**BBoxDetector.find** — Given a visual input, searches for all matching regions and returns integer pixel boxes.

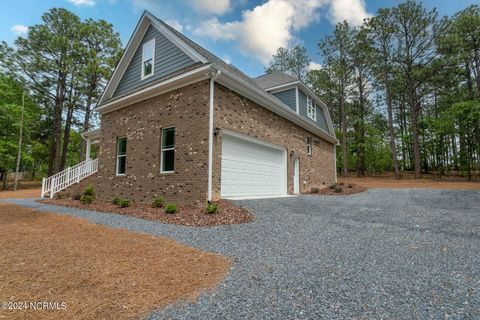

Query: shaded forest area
[0,8,122,188]
[268,1,480,180]
[0,1,479,188]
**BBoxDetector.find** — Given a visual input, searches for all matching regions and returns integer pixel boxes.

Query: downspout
[208,69,221,203]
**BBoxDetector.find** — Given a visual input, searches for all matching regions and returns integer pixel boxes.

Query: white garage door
[221,132,287,198]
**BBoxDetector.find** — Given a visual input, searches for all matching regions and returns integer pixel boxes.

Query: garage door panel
[221,133,287,198]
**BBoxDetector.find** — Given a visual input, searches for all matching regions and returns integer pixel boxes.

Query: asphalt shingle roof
[252,71,299,90]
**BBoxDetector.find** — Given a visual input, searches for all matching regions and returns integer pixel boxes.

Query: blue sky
[1,0,478,77]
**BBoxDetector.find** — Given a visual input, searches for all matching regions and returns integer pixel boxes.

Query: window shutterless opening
[161,127,175,173]
[306,137,312,156]
[116,137,127,175]
[307,96,317,121]
[141,38,155,79]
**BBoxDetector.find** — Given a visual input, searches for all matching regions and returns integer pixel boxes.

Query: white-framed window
[161,127,175,173]
[307,96,316,121]
[306,137,312,156]
[141,38,155,79]
[116,137,127,176]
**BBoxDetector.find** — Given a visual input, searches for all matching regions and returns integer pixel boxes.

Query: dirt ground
[0,203,230,320]
[339,177,480,190]
[0,189,41,199]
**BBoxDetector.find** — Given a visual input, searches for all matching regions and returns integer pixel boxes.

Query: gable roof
[252,71,299,90]
[97,11,337,144]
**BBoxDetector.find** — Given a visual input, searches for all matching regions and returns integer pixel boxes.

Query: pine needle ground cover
[0,203,230,320]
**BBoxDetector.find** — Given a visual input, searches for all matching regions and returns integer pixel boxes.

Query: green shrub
[80,194,93,204]
[84,184,95,197]
[117,198,131,208]
[112,197,121,205]
[165,204,177,214]
[151,196,165,208]
[205,203,219,214]
[347,184,353,189]
[334,186,343,193]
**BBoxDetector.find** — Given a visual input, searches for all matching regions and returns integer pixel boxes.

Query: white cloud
[165,19,183,32]
[10,25,28,36]
[222,55,231,64]
[68,0,96,6]
[329,0,371,26]
[189,0,231,15]
[194,0,330,63]
[308,61,322,71]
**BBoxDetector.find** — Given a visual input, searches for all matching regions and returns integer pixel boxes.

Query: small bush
[84,184,95,197]
[80,194,93,204]
[205,203,219,214]
[111,197,121,205]
[334,186,343,193]
[339,182,345,186]
[151,196,165,208]
[117,198,131,208]
[165,204,177,214]
[329,184,336,190]
[347,184,353,189]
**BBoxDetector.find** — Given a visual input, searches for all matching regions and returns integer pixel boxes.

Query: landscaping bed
[41,198,254,227]
[0,202,230,320]
[314,183,367,195]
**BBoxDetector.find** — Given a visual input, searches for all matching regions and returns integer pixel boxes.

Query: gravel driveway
[5,189,480,319]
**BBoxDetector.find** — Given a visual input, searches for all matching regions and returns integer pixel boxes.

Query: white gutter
[207,69,221,203]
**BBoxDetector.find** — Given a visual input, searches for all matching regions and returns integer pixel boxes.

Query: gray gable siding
[113,25,196,97]
[298,89,329,132]
[272,88,296,112]
[298,89,308,116]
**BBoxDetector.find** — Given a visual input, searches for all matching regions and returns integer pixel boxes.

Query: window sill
[115,174,126,177]
[141,73,154,81]
[160,171,174,174]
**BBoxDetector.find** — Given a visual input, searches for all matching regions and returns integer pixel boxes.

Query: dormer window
[307,96,316,121]
[141,38,155,79]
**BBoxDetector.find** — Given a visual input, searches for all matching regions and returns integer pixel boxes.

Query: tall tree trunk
[473,51,480,97]
[48,75,66,176]
[408,80,421,179]
[80,93,93,161]
[59,102,74,171]
[340,94,348,177]
[385,79,400,179]
[355,72,366,177]
[465,60,475,100]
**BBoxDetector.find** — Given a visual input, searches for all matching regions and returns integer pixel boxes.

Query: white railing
[41,158,98,199]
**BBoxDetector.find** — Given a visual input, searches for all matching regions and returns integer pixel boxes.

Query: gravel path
[4,189,480,319]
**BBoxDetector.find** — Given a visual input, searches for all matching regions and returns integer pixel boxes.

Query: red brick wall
[211,83,336,199]
[95,80,210,206]
[92,80,335,206]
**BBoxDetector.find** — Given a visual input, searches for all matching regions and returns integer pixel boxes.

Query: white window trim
[307,137,313,156]
[307,96,316,121]
[116,137,127,176]
[160,127,175,174]
[141,38,155,80]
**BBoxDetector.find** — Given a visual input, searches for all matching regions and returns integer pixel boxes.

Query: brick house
[73,11,338,206]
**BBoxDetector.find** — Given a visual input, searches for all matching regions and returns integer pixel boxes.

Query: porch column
[86,138,91,161]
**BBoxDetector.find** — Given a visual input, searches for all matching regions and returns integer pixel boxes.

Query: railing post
[41,177,45,198]
[50,176,55,199]
[77,165,81,183]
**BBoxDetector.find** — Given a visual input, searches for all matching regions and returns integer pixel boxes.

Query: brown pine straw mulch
[0,202,231,320]
[314,183,367,195]
[40,198,254,227]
